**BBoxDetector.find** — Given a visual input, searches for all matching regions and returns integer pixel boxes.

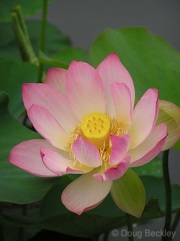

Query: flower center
[81,113,110,148]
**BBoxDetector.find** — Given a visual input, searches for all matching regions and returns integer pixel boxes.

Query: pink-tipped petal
[93,155,130,181]
[28,105,69,150]
[72,136,101,167]
[129,88,159,149]
[111,82,132,125]
[22,83,78,132]
[8,139,57,177]
[40,147,73,176]
[45,68,67,95]
[61,172,112,215]
[66,61,105,120]
[104,155,130,180]
[110,134,130,165]
[97,53,135,116]
[157,100,180,151]
[130,123,167,167]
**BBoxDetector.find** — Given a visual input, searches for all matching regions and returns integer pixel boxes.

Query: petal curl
[130,123,167,167]
[129,88,159,149]
[28,105,69,150]
[40,147,74,175]
[66,61,105,120]
[94,155,130,181]
[8,139,57,177]
[22,83,78,132]
[45,68,67,95]
[97,53,135,116]
[61,172,112,215]
[72,136,101,167]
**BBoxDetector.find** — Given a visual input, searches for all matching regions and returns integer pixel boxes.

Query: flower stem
[11,6,38,66]
[126,213,134,241]
[161,150,172,241]
[38,0,48,83]
[171,211,180,233]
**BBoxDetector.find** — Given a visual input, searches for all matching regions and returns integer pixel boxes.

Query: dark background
[34,0,180,240]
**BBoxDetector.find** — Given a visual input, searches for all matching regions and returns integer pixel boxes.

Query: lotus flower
[9,53,179,217]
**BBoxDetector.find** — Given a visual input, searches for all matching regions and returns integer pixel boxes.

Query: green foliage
[0,21,71,61]
[111,169,146,218]
[0,1,179,238]
[0,61,38,117]
[0,174,179,238]
[0,92,60,203]
[90,27,180,106]
[0,0,53,22]
[133,157,163,177]
[39,47,90,69]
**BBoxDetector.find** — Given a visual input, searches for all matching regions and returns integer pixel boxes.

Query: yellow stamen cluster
[81,113,110,148]
[66,112,129,172]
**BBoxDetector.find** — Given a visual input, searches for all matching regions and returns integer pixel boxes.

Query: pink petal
[72,136,101,167]
[22,83,78,132]
[130,123,167,167]
[111,82,132,125]
[61,172,112,214]
[28,105,69,150]
[93,155,130,181]
[129,88,159,149]
[45,68,67,95]
[8,139,57,177]
[110,134,130,165]
[97,53,135,116]
[40,147,73,175]
[66,61,105,120]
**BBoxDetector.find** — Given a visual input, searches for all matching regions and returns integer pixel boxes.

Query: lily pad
[0,92,59,203]
[90,28,180,106]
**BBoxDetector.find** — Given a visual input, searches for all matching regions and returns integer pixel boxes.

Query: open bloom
[9,53,169,216]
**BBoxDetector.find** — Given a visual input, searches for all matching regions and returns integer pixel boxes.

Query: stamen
[81,113,110,148]
[66,113,129,173]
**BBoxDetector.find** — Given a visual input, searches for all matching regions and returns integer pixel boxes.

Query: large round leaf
[90,28,180,106]
[0,92,59,203]
[39,47,89,69]
[1,177,179,238]
[0,61,38,118]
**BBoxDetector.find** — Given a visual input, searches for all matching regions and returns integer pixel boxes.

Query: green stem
[126,213,134,241]
[171,211,180,232]
[18,205,28,241]
[161,150,172,241]
[11,6,38,65]
[38,0,48,82]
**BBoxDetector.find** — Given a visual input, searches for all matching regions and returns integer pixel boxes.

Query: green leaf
[1,176,179,238]
[133,157,162,177]
[0,21,71,61]
[51,47,90,64]
[90,27,180,106]
[0,92,59,203]
[141,176,180,213]
[0,61,38,118]
[39,47,90,69]
[0,0,53,22]
[111,169,146,218]
[174,140,180,150]
[40,177,72,218]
